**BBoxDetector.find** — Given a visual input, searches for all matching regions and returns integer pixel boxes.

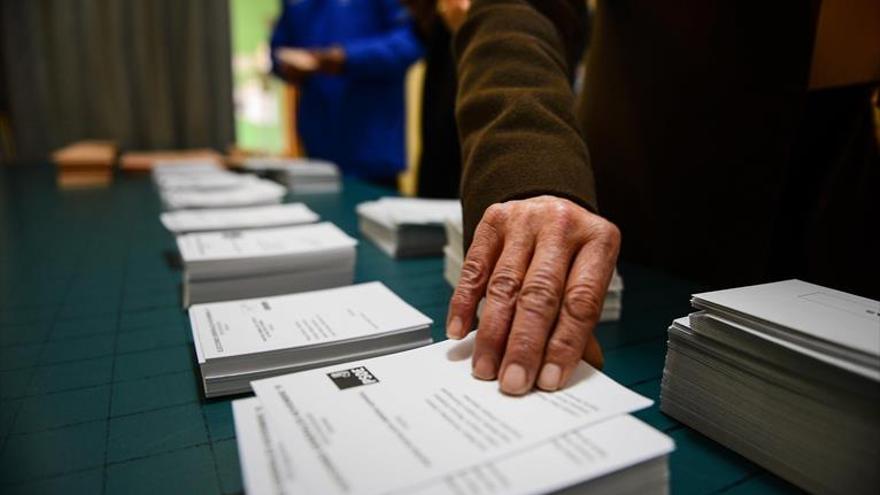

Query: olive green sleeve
[454,0,595,249]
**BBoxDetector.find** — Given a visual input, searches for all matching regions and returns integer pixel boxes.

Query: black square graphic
[327,366,380,390]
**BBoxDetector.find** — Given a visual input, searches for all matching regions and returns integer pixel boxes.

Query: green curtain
[1,0,235,160]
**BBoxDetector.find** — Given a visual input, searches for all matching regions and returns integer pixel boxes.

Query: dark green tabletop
[0,164,801,494]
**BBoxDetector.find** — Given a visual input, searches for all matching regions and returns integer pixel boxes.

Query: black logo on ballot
[327,366,379,390]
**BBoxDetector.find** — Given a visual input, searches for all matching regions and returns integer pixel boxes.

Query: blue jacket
[270,0,423,180]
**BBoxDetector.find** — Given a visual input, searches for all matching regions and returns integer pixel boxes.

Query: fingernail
[500,364,529,395]
[537,363,562,391]
[446,316,463,340]
[472,355,497,380]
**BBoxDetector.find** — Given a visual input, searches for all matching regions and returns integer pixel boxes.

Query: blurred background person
[270,0,423,189]
[405,0,468,199]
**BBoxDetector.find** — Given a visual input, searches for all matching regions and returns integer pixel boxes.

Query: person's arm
[339,0,424,79]
[446,0,621,396]
[455,0,594,239]
[269,1,320,85]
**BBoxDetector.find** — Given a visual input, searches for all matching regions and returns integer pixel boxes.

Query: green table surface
[0,164,803,494]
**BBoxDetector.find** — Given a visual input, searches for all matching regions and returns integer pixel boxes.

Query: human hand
[446,195,620,395]
[275,47,319,84]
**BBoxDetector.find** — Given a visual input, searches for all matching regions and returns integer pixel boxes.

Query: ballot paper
[691,279,880,369]
[155,172,251,191]
[442,217,465,288]
[160,203,319,234]
[661,281,880,495]
[233,397,672,495]
[242,157,342,193]
[251,334,653,495]
[190,282,432,396]
[177,222,358,306]
[150,161,224,182]
[358,198,462,257]
[177,222,356,280]
[190,282,432,375]
[161,177,286,210]
[690,310,880,382]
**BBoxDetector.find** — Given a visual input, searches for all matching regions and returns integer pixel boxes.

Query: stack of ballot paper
[177,222,357,306]
[244,157,342,194]
[232,333,674,494]
[601,271,625,321]
[357,197,462,257]
[151,161,287,210]
[443,217,624,322]
[159,175,286,210]
[153,164,247,192]
[660,280,880,495]
[189,282,432,397]
[442,216,465,288]
[160,203,319,235]
[52,140,116,188]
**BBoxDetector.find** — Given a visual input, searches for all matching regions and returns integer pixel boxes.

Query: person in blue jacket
[270,0,423,187]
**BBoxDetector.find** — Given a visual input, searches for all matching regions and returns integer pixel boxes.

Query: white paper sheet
[233,398,672,495]
[693,280,880,358]
[251,334,653,495]
[160,203,319,234]
[176,222,356,263]
[190,282,432,362]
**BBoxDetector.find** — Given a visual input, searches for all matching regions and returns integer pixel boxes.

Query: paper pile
[357,197,461,258]
[152,162,287,210]
[442,216,464,288]
[244,157,341,194]
[660,280,880,494]
[176,222,357,306]
[160,203,319,235]
[232,333,674,494]
[52,141,116,188]
[189,282,432,397]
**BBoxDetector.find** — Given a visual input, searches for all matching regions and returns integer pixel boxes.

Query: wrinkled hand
[446,196,620,395]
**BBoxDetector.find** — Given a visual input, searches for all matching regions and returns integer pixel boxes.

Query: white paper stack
[442,215,624,322]
[160,176,286,210]
[601,271,624,322]
[151,160,286,210]
[177,222,357,306]
[160,203,319,235]
[232,332,674,494]
[442,216,464,288]
[244,157,341,194]
[189,282,433,397]
[357,197,462,258]
[150,160,224,183]
[660,280,880,495]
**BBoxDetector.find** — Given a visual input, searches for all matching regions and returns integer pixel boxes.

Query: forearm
[454,0,595,249]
